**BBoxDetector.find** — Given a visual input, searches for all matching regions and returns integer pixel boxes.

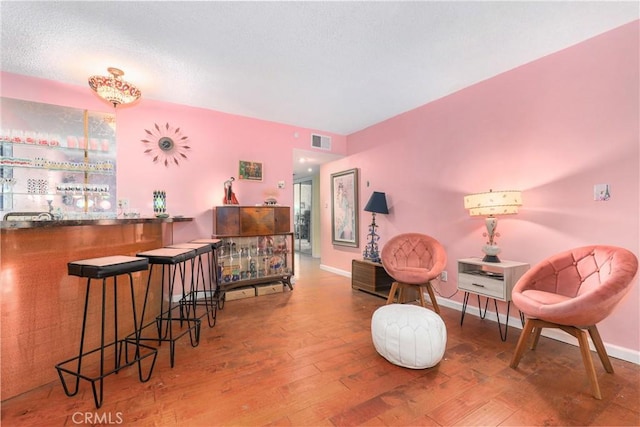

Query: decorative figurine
[223,177,239,205]
[249,259,257,278]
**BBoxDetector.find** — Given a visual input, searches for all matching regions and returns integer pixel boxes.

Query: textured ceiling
[1,2,638,178]
[2,2,637,136]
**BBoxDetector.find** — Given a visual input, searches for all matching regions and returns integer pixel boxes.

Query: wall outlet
[440,271,448,282]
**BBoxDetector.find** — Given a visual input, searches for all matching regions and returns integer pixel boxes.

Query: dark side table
[351,259,394,298]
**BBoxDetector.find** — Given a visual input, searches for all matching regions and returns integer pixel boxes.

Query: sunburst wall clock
[141,122,190,166]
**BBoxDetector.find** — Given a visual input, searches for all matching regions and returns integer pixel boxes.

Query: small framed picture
[239,160,263,181]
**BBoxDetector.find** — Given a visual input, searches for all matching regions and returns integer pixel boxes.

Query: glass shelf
[1,98,117,218]
[0,138,112,153]
[216,233,294,289]
[0,160,115,174]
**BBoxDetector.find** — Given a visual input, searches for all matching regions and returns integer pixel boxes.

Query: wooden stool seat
[136,247,196,264]
[190,238,223,249]
[168,242,212,255]
[68,255,149,277]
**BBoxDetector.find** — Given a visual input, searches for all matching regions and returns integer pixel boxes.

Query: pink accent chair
[510,245,638,399]
[380,233,447,313]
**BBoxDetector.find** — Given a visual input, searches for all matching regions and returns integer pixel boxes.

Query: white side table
[457,258,529,341]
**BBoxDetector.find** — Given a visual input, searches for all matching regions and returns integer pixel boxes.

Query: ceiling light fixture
[88,67,141,107]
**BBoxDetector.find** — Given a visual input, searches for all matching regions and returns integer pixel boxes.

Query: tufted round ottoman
[371,304,446,369]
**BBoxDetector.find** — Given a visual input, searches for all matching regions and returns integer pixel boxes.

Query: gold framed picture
[331,168,359,247]
[239,160,263,181]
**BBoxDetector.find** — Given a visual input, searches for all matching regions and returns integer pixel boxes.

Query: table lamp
[464,189,522,263]
[363,191,389,263]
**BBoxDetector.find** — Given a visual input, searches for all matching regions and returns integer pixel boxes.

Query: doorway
[293,180,312,255]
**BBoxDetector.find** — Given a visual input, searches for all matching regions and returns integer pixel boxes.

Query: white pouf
[371,304,447,369]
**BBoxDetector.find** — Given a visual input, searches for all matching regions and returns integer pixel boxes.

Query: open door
[293,180,312,255]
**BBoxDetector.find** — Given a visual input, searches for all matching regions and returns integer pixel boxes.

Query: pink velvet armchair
[380,233,447,313]
[510,245,638,399]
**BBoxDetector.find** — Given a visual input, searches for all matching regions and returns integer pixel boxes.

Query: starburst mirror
[141,123,190,166]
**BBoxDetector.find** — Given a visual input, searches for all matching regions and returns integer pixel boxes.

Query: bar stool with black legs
[55,255,157,409]
[135,247,200,368]
[189,238,223,319]
[191,238,223,311]
[167,242,218,328]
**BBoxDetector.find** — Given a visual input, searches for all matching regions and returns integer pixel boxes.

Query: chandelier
[88,67,141,107]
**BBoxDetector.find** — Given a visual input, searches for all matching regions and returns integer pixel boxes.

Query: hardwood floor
[2,255,639,426]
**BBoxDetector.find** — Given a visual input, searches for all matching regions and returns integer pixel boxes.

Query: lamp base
[481,244,501,263]
[363,214,381,264]
[363,247,381,264]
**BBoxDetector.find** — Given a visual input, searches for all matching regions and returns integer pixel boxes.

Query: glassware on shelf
[215,234,294,284]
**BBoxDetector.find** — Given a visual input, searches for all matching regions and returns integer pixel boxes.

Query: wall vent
[311,134,331,150]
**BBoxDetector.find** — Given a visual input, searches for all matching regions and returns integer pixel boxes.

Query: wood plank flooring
[2,255,639,426]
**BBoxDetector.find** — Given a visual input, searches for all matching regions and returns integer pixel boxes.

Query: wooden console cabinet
[351,259,394,297]
[213,206,294,304]
[214,206,290,236]
[352,259,420,302]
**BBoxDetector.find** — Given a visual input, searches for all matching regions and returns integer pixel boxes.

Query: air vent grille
[311,134,331,150]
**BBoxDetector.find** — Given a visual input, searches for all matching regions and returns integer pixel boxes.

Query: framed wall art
[331,168,359,247]
[239,160,263,181]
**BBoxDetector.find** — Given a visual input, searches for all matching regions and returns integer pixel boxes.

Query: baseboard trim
[328,265,639,365]
[436,297,639,364]
[319,263,351,278]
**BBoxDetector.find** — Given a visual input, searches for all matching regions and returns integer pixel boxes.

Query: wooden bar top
[1,216,192,230]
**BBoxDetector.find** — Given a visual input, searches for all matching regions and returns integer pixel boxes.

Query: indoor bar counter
[0,216,192,400]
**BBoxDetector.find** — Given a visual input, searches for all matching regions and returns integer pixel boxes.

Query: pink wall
[321,21,639,353]
[1,71,347,244]
[2,21,638,355]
